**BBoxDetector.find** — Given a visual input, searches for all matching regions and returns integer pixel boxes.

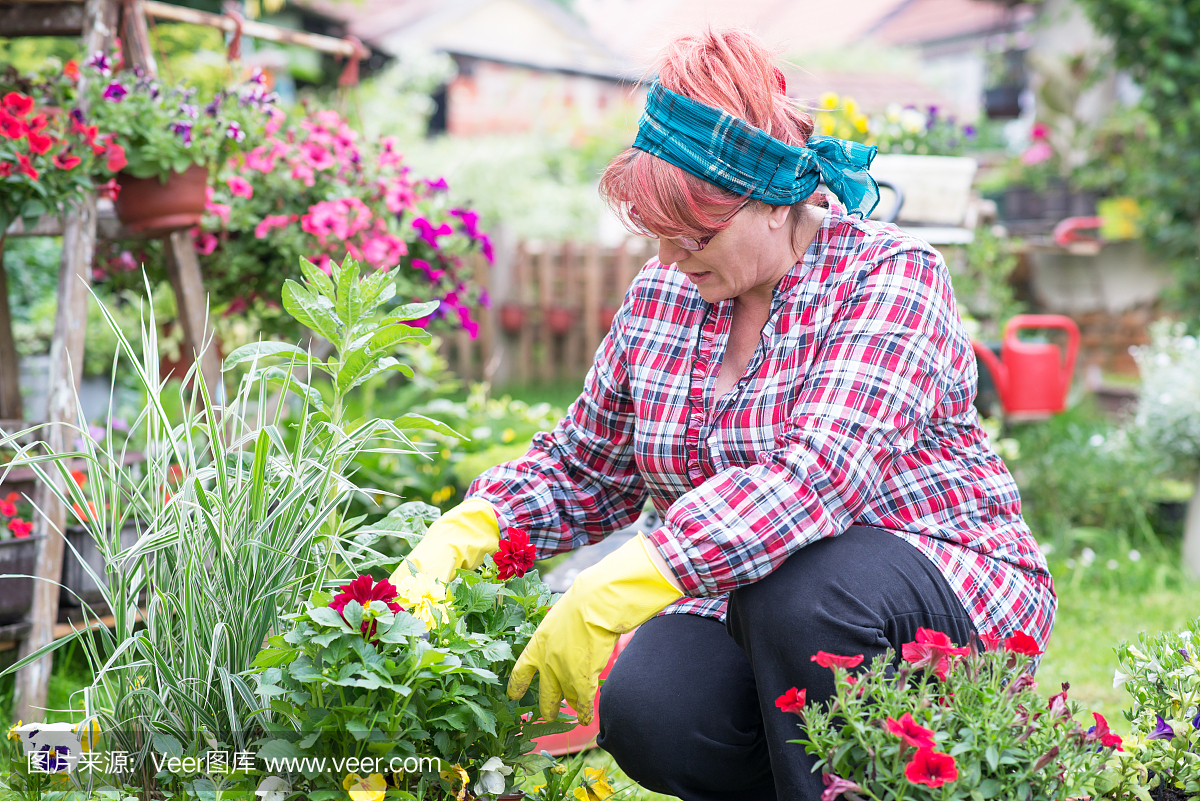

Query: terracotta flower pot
[545,306,575,336]
[499,303,526,334]
[114,163,209,234]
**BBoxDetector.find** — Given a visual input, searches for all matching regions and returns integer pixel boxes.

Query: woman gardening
[392,29,1055,801]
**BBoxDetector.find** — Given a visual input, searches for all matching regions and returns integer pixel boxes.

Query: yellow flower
[501,427,516,443]
[843,97,859,117]
[573,767,614,801]
[853,113,870,134]
[816,112,836,136]
[343,772,387,801]
[77,719,101,752]
[431,485,455,505]
[393,571,452,628]
[530,784,546,795]
[439,763,470,801]
[7,721,22,742]
[819,91,839,110]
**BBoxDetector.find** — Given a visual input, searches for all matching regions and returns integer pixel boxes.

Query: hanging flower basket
[545,306,576,337]
[499,303,526,334]
[0,535,41,624]
[598,304,619,333]
[114,163,209,234]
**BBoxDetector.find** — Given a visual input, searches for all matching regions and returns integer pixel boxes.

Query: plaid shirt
[469,202,1057,650]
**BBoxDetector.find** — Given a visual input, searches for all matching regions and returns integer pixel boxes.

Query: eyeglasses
[634,198,753,252]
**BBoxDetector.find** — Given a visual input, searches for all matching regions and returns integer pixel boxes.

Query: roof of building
[299,0,637,79]
[864,0,1031,47]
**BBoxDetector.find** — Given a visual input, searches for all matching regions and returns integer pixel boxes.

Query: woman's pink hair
[599,28,819,241]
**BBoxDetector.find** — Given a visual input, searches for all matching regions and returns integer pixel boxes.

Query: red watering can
[971,314,1080,419]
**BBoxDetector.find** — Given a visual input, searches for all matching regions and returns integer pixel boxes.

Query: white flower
[256,776,291,801]
[1107,559,1119,570]
[473,756,512,796]
[1129,549,1142,562]
[1088,434,1106,447]
[1066,558,1077,569]
[1039,541,1055,555]
[1113,669,1130,688]
[1080,547,1096,567]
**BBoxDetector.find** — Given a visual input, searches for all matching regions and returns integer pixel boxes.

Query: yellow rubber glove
[390,499,501,585]
[507,534,683,724]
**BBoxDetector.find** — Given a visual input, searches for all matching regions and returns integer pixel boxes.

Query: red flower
[15,153,38,180]
[97,178,120,200]
[0,111,26,139]
[72,122,98,145]
[905,747,958,788]
[104,142,127,173]
[53,152,81,170]
[27,114,47,134]
[979,631,1004,651]
[1090,712,1123,750]
[775,687,806,715]
[886,712,937,749]
[901,628,970,680]
[2,92,33,117]
[330,574,403,639]
[71,469,87,487]
[0,498,16,517]
[1003,631,1043,656]
[0,162,10,178]
[1047,682,1070,718]
[26,131,53,155]
[493,529,537,580]
[7,518,33,538]
[64,60,80,81]
[812,651,864,670]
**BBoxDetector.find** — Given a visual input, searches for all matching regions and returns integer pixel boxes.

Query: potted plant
[545,305,575,336]
[791,629,1113,801]
[77,52,270,233]
[499,303,527,334]
[0,489,38,624]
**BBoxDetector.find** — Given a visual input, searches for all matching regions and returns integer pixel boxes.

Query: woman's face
[655,202,808,304]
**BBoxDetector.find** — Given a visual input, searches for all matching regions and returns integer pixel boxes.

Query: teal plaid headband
[633,82,881,218]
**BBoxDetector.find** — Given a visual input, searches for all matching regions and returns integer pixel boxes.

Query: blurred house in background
[297,0,640,136]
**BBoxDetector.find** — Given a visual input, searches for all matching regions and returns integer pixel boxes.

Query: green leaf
[283,280,341,344]
[381,301,441,324]
[251,648,298,668]
[520,719,579,738]
[393,413,466,439]
[346,719,372,741]
[153,732,183,758]
[257,739,305,759]
[309,606,353,632]
[368,323,433,351]
[342,600,364,632]
[221,341,311,371]
[985,743,999,772]
[262,367,324,411]
[336,257,363,329]
[299,256,335,298]
[378,611,427,642]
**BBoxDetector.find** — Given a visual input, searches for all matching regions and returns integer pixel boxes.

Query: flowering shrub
[194,106,491,341]
[811,92,978,157]
[791,629,1112,801]
[1131,320,1200,471]
[249,515,568,799]
[0,78,124,232]
[1099,620,1200,800]
[79,51,270,181]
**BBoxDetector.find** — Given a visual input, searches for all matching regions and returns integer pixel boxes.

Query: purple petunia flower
[170,121,193,145]
[426,177,449,192]
[180,103,199,119]
[225,122,245,142]
[85,51,111,76]
[103,82,127,102]
[1148,715,1175,741]
[1192,705,1200,730]
[250,67,266,84]
[204,97,222,117]
[70,107,86,125]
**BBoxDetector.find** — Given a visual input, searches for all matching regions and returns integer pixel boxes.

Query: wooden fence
[446,238,658,387]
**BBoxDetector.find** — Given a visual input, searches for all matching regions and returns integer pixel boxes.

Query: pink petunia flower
[226,176,253,199]
[361,234,408,268]
[191,228,218,255]
[300,142,336,171]
[254,213,296,239]
[412,216,453,248]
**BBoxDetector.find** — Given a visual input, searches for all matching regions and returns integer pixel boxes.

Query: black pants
[596,526,978,801]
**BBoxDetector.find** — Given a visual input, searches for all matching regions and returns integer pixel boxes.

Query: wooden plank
[120,0,157,76]
[562,242,582,379]
[516,243,532,386]
[475,252,496,384]
[0,241,23,420]
[0,2,84,35]
[163,230,222,402]
[5,204,125,239]
[13,0,115,721]
[142,0,367,59]
[14,196,97,721]
[583,242,602,360]
[537,245,554,385]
